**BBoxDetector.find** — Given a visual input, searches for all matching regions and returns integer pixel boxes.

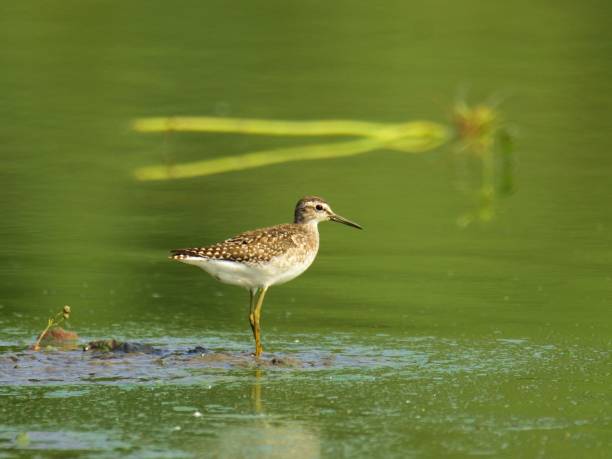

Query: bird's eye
[315,204,324,211]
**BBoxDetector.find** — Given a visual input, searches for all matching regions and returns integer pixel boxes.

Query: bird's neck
[299,220,320,244]
[299,219,319,230]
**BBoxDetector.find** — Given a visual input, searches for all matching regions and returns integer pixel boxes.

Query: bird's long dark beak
[330,213,363,230]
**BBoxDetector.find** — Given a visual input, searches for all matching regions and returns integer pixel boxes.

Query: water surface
[1,1,611,457]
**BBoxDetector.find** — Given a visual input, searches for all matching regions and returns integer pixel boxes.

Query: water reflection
[450,101,516,226]
[1,334,609,457]
[132,116,449,180]
[215,369,320,459]
[132,105,515,225]
[251,368,263,413]
[213,424,320,459]
[1,0,610,456]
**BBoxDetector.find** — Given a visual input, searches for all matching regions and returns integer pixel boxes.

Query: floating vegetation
[32,305,78,351]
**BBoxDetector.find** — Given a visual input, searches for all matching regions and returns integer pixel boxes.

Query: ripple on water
[0,333,607,388]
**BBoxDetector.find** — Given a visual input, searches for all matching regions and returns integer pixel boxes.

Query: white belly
[178,251,317,289]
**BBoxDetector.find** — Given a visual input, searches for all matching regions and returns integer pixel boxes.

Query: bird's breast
[264,247,318,286]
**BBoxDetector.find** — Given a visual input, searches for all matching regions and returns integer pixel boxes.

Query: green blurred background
[1,1,611,457]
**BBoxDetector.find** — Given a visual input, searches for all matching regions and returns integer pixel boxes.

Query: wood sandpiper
[170,196,362,357]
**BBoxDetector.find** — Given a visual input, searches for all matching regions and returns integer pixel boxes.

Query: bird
[170,196,362,357]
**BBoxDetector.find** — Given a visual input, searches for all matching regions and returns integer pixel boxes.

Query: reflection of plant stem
[133,118,449,180]
[134,117,404,137]
[497,128,515,195]
[480,151,496,221]
[132,108,514,225]
[136,138,379,181]
[451,101,515,225]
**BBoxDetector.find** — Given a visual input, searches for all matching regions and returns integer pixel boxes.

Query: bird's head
[293,196,362,229]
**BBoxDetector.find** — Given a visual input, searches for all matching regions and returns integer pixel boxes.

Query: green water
[1,1,611,457]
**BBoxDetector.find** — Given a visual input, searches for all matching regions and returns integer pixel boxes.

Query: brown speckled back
[170,223,318,265]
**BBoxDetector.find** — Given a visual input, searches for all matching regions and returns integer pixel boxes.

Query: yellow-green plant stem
[132,117,450,181]
[33,313,64,351]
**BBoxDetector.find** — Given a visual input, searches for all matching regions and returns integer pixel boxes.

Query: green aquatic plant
[132,116,450,180]
[451,101,515,226]
[132,106,514,224]
[32,305,77,351]
[14,432,30,448]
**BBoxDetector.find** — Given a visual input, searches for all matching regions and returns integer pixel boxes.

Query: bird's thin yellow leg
[248,288,258,341]
[253,286,269,357]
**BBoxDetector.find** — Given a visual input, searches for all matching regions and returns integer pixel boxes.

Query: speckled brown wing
[170,224,313,264]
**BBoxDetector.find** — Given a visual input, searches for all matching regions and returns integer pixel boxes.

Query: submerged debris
[186,345,210,355]
[83,340,158,354]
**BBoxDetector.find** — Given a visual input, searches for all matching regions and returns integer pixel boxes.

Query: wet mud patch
[163,349,315,368]
[82,341,313,368]
[1,335,606,388]
[0,342,340,386]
